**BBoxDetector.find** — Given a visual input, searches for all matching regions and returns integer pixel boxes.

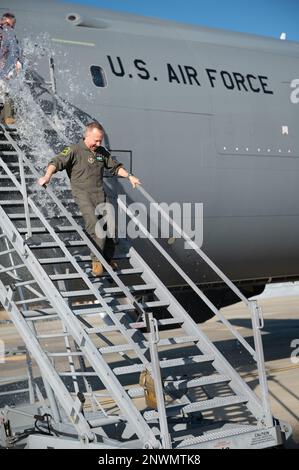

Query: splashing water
[6,33,96,218]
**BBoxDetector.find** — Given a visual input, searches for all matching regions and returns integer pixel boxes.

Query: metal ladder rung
[14,279,36,287]
[144,395,249,421]
[20,301,171,322]
[47,352,84,357]
[2,163,22,167]
[98,335,199,355]
[0,200,25,205]
[0,128,17,133]
[103,284,156,295]
[99,343,135,354]
[0,248,16,256]
[36,332,70,339]
[104,268,144,277]
[30,241,86,249]
[24,313,59,321]
[119,300,170,311]
[157,335,199,347]
[164,374,231,392]
[15,296,49,305]
[60,284,157,299]
[39,255,90,265]
[0,188,20,192]
[50,273,90,281]
[130,317,182,329]
[0,176,35,180]
[0,263,26,273]
[8,213,38,220]
[113,354,214,375]
[49,344,134,355]
[59,372,97,377]
[18,226,78,234]
[49,268,144,281]
[61,289,94,298]
[128,374,231,398]
[35,322,120,337]
[175,424,259,448]
[0,151,18,155]
[74,300,170,314]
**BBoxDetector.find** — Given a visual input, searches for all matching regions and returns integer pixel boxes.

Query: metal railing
[109,181,272,427]
[12,55,273,427]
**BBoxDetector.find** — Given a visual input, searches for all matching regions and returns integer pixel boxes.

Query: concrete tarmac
[0,288,298,448]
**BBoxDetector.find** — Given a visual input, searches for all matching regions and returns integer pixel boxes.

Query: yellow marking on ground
[52,38,95,47]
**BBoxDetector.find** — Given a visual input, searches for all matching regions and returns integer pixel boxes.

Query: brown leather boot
[109,260,118,271]
[4,117,15,125]
[92,260,103,277]
[139,369,157,409]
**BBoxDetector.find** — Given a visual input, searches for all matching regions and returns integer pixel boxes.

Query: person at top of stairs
[38,121,141,277]
[0,12,22,126]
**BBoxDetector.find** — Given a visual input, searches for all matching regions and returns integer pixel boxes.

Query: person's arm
[38,164,57,187]
[117,166,141,189]
[38,147,74,186]
[101,146,141,188]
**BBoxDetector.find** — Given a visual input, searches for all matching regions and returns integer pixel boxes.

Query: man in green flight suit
[38,121,141,276]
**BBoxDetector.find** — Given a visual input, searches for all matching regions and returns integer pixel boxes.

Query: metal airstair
[0,65,291,449]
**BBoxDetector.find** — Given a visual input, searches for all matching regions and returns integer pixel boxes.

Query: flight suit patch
[60,147,71,156]
[88,156,95,164]
[96,155,104,162]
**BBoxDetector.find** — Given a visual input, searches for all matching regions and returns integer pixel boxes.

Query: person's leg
[3,92,15,124]
[72,191,106,275]
[94,198,116,263]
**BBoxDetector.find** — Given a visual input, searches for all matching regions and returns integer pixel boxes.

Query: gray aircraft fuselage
[3,0,299,289]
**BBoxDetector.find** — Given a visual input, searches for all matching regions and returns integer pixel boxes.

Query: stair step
[14,279,37,288]
[60,284,156,299]
[46,336,199,357]
[130,317,181,329]
[0,248,16,256]
[49,268,143,282]
[175,424,259,448]
[128,374,231,398]
[0,188,20,192]
[15,296,49,305]
[47,352,85,358]
[36,332,70,339]
[98,336,199,356]
[144,395,248,421]
[0,175,35,180]
[23,300,171,323]
[39,255,90,265]
[2,163,21,167]
[59,372,97,377]
[18,226,77,234]
[0,200,24,205]
[0,263,25,273]
[113,354,214,375]
[0,151,18,156]
[29,240,86,249]
[103,284,156,295]
[9,214,38,220]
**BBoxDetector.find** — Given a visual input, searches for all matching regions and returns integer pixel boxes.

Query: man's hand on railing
[37,175,50,187]
[15,61,22,74]
[128,175,141,189]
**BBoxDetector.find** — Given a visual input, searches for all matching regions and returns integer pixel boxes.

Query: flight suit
[48,140,123,262]
[0,24,20,122]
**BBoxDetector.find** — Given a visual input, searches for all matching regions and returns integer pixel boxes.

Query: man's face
[4,17,16,28]
[84,128,104,152]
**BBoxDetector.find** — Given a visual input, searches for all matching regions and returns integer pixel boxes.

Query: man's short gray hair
[85,121,104,135]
